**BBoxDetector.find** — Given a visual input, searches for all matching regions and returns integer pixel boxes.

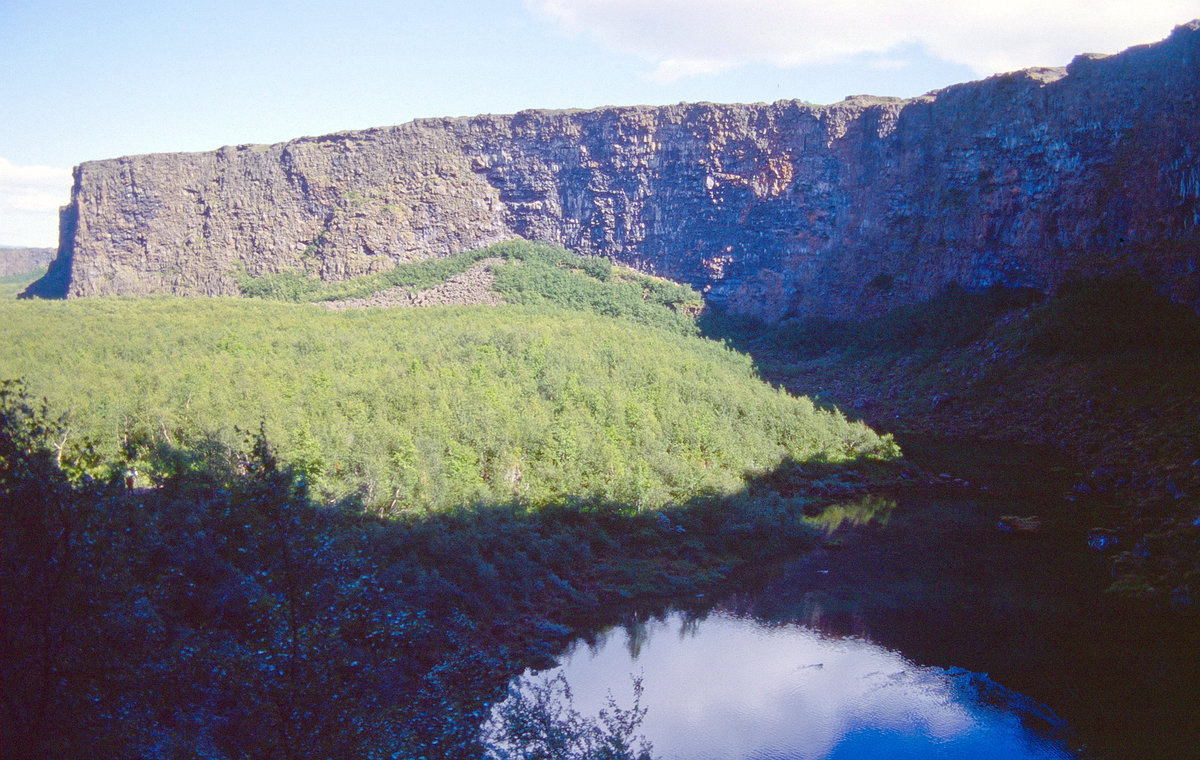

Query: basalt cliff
[0,247,55,277]
[27,21,1200,320]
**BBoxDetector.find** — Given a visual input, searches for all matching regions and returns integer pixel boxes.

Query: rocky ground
[324,258,505,310]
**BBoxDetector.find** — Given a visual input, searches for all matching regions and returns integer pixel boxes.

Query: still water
[507,609,1074,760]
[494,437,1200,759]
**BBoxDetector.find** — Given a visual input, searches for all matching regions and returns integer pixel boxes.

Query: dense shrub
[0,386,890,759]
[235,270,326,301]
[0,241,903,758]
[0,299,895,510]
[491,258,699,335]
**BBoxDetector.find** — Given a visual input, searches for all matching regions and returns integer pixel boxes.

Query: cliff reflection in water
[508,610,1074,760]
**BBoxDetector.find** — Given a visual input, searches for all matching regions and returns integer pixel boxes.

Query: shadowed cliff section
[18,203,76,299]
[27,20,1200,319]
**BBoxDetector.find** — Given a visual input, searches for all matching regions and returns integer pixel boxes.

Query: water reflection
[809,494,896,533]
[508,610,1074,760]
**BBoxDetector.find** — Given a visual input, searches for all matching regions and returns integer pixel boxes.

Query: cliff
[0,247,55,277]
[28,21,1200,320]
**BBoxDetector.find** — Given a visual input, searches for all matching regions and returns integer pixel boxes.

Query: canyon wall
[0,247,55,277]
[28,21,1200,320]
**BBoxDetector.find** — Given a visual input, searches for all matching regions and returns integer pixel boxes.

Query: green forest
[0,243,903,758]
[10,236,1199,758]
[0,242,895,512]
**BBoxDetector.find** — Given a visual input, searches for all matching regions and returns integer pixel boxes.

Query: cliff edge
[0,247,55,277]
[28,21,1200,320]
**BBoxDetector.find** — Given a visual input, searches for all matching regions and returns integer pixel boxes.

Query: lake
[492,437,1200,759]
[518,608,1075,759]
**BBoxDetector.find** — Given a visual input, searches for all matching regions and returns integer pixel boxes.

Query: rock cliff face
[0,247,55,277]
[30,21,1200,319]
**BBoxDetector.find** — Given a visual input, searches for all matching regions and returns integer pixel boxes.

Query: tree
[0,381,91,758]
[483,674,656,760]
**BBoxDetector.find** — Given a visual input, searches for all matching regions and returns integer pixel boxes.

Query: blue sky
[2,0,1197,247]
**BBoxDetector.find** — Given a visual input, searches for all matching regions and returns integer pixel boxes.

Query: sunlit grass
[0,268,44,299]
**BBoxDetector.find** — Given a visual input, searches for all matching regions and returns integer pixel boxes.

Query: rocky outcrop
[0,247,55,277]
[323,258,504,310]
[29,21,1200,320]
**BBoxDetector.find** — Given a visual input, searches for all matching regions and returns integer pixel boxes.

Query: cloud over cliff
[0,158,71,247]
[529,0,1198,81]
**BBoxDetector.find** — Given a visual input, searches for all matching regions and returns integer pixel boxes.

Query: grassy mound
[0,297,897,510]
[237,239,704,335]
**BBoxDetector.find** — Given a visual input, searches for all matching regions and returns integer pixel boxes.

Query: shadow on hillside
[18,214,71,299]
[695,285,1046,375]
[1,399,901,760]
[698,277,1200,390]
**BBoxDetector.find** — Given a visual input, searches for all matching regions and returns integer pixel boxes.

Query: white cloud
[0,158,72,247]
[528,0,1200,80]
[647,57,737,83]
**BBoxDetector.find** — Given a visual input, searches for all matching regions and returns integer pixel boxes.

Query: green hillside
[237,239,704,334]
[0,296,896,511]
[0,244,904,758]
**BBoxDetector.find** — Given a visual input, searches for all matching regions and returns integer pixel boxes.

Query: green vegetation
[0,243,906,757]
[234,240,703,334]
[490,255,699,335]
[234,268,325,301]
[0,375,893,758]
[0,296,895,511]
[0,268,45,299]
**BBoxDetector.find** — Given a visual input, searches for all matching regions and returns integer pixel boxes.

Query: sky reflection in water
[515,611,1074,760]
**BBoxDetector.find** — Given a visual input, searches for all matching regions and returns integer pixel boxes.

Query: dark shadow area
[686,280,1200,758]
[699,276,1200,601]
[19,206,73,300]
[714,466,1200,760]
[19,253,71,299]
[698,283,1043,364]
[582,434,1200,760]
[698,275,1200,388]
[1023,274,1200,357]
[0,384,899,760]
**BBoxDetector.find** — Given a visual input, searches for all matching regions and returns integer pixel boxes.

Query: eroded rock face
[0,247,55,277]
[33,21,1200,320]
